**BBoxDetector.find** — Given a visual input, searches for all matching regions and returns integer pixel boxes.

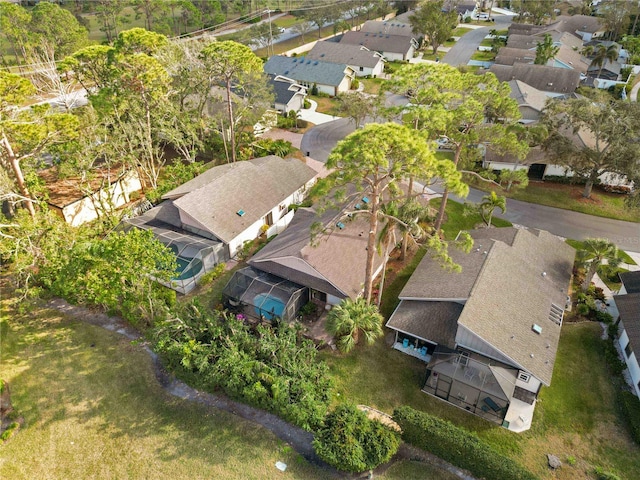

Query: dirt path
[46,297,478,480]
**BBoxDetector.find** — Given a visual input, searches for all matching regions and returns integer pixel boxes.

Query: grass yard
[502,182,638,223]
[470,50,495,61]
[0,298,327,480]
[361,77,385,95]
[565,239,637,265]
[451,27,473,37]
[309,95,341,116]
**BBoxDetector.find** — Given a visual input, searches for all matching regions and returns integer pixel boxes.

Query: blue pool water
[254,293,285,320]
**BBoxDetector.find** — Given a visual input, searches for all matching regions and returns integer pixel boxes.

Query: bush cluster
[313,404,399,473]
[154,301,333,431]
[393,406,538,480]
[619,391,640,445]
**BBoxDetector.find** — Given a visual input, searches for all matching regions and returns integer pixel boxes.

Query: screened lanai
[223,267,308,323]
[124,215,227,294]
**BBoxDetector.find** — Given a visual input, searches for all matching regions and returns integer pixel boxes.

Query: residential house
[443,0,478,20]
[124,156,317,293]
[507,79,549,122]
[586,59,622,81]
[551,44,590,75]
[42,165,141,227]
[614,271,640,398]
[267,74,307,113]
[340,30,418,62]
[507,34,546,51]
[305,42,385,77]
[494,47,535,66]
[222,203,384,322]
[490,64,581,96]
[386,227,575,432]
[360,20,417,39]
[508,15,604,41]
[264,55,355,96]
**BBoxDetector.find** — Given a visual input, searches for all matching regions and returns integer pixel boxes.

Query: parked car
[436,136,454,149]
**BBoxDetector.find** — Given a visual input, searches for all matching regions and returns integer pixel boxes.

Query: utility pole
[267,9,274,57]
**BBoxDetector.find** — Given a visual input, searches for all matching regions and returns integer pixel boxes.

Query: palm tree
[590,44,619,78]
[326,298,384,353]
[535,34,559,65]
[577,238,622,292]
[581,45,595,57]
[479,191,506,227]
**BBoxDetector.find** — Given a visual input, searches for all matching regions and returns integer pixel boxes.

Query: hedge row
[619,391,640,445]
[393,406,537,480]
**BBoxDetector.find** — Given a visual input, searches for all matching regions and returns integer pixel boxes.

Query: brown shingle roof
[250,207,383,300]
[360,20,415,38]
[494,47,535,66]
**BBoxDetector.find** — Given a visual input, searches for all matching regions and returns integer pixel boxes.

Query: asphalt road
[433,184,640,251]
[442,15,513,66]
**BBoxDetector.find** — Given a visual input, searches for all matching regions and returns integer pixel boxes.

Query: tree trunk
[582,179,594,198]
[363,189,380,304]
[225,79,237,162]
[1,133,36,218]
[401,176,413,260]
[582,261,599,292]
[433,145,462,231]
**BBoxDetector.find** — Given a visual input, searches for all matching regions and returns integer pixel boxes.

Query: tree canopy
[542,92,640,198]
[409,0,458,55]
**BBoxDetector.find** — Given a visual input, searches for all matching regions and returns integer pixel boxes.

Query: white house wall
[61,170,141,227]
[483,161,530,172]
[618,325,640,397]
[336,75,352,94]
[382,51,406,62]
[516,372,541,394]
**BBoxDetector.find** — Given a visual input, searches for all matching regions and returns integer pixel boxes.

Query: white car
[278,27,286,33]
[436,136,454,149]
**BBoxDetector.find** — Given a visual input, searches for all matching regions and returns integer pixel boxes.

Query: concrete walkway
[298,99,341,125]
[630,79,640,102]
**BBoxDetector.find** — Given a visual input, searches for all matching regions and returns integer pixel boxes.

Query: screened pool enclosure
[123,216,227,294]
[223,267,308,323]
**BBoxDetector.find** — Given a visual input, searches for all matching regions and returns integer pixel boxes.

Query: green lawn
[0,301,327,480]
[451,27,473,37]
[470,50,495,61]
[361,77,384,95]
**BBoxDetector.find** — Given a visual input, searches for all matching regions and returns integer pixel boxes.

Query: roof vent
[530,353,535,358]
[361,196,370,204]
[336,222,345,230]
[292,58,297,62]
[307,60,311,64]
[314,61,319,65]
[532,324,542,334]
[320,53,325,57]
[549,303,564,325]
[542,271,547,277]
[237,209,245,217]
[284,70,289,75]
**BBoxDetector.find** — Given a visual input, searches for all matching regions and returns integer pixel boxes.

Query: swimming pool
[253,293,285,321]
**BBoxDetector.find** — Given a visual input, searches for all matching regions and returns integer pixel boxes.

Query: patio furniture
[464,367,477,381]
[402,338,409,348]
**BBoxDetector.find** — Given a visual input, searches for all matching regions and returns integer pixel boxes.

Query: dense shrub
[542,175,599,186]
[252,137,293,157]
[154,301,333,430]
[602,337,626,376]
[393,406,538,480]
[619,391,640,445]
[313,404,400,473]
[197,263,226,286]
[594,466,622,480]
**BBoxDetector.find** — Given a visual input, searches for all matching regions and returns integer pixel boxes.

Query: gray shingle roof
[495,47,535,66]
[264,55,352,87]
[386,300,463,346]
[506,34,540,50]
[267,74,305,106]
[340,31,415,55]
[250,207,383,299]
[395,227,574,386]
[615,293,640,356]
[164,156,316,244]
[360,20,415,38]
[306,42,385,68]
[554,44,590,73]
[620,271,640,294]
[489,64,580,94]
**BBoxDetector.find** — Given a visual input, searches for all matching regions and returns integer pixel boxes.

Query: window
[625,341,633,358]
[518,371,531,383]
[359,66,364,71]
[279,204,287,212]
[455,351,469,367]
